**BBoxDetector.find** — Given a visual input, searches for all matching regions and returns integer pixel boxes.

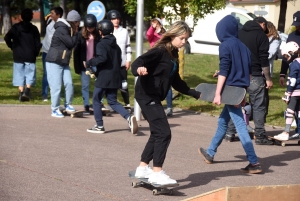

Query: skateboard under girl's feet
[195,83,246,105]
[128,170,179,195]
[268,136,300,147]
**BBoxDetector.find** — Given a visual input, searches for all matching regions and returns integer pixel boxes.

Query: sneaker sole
[240,169,262,174]
[87,129,105,134]
[51,114,64,118]
[198,148,212,164]
[130,116,138,134]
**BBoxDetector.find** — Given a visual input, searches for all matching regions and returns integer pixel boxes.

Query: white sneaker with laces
[148,170,177,185]
[128,115,138,134]
[274,132,289,141]
[135,166,153,178]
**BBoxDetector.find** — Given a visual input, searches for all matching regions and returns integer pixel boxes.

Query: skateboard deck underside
[195,83,246,105]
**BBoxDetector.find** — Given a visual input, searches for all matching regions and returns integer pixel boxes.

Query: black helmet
[84,14,97,27]
[106,10,121,20]
[98,19,114,35]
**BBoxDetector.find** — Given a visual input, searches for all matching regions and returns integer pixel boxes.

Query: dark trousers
[120,66,130,105]
[136,98,171,167]
[93,87,130,127]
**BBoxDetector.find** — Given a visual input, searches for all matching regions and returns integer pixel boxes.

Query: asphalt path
[1,105,299,201]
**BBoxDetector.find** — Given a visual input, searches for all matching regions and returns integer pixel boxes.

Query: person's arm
[4,27,14,50]
[268,39,280,59]
[259,34,273,89]
[146,26,155,43]
[125,30,132,70]
[279,58,289,87]
[86,42,107,68]
[213,75,226,105]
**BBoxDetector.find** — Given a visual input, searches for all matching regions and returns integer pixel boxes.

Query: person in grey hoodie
[45,10,80,118]
[4,8,41,102]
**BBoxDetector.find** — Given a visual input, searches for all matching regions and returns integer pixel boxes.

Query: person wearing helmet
[74,14,101,115]
[107,10,132,108]
[45,10,80,118]
[274,41,300,140]
[278,11,300,135]
[86,20,138,134]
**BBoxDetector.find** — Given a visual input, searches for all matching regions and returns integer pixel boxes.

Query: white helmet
[281,41,299,57]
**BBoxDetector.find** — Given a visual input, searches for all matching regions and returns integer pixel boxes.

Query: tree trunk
[278,0,287,32]
[60,0,67,19]
[2,0,12,35]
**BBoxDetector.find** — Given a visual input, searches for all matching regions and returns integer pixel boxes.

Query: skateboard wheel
[71,114,74,118]
[132,182,137,188]
[298,141,300,145]
[169,189,173,195]
[91,74,95,78]
[85,71,89,75]
[281,142,286,147]
[152,189,158,195]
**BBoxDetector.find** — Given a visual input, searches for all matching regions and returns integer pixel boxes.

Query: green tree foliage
[124,0,225,26]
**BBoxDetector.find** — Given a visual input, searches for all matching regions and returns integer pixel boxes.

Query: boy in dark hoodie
[198,15,262,174]
[4,8,41,101]
[86,20,138,134]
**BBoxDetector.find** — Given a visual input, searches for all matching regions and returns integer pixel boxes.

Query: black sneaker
[289,133,300,140]
[224,134,235,142]
[198,147,214,164]
[21,88,31,101]
[128,115,138,134]
[19,92,24,102]
[255,137,273,145]
[87,125,105,134]
[240,163,262,174]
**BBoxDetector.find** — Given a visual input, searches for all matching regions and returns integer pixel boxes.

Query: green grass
[0,43,287,127]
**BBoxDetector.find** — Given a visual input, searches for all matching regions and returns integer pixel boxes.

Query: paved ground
[1,105,299,201]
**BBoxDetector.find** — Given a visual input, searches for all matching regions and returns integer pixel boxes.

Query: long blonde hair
[266,21,280,40]
[153,21,191,58]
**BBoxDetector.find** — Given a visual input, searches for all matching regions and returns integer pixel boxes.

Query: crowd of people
[4,6,300,185]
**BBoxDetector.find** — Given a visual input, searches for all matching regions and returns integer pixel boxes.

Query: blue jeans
[81,67,96,107]
[248,76,266,137]
[166,88,173,108]
[92,87,131,127]
[207,105,258,164]
[42,52,48,98]
[46,62,73,111]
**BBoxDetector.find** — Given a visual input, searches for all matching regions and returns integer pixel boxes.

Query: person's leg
[224,119,236,142]
[63,65,75,111]
[165,88,173,116]
[290,97,300,139]
[135,99,176,184]
[274,97,297,140]
[23,62,36,100]
[204,106,230,159]
[106,88,137,134]
[12,62,26,101]
[264,87,269,123]
[46,62,63,112]
[120,66,130,106]
[248,76,272,145]
[42,52,48,100]
[81,70,91,112]
[228,105,258,164]
[87,87,105,133]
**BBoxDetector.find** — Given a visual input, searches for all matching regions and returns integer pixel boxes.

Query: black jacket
[238,21,269,76]
[73,29,101,74]
[4,21,41,63]
[280,30,300,77]
[86,34,122,89]
[131,47,200,102]
[45,19,78,66]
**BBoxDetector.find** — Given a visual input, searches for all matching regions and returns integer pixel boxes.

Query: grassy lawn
[0,42,287,127]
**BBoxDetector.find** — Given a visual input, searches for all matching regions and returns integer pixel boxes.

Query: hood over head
[216,15,238,42]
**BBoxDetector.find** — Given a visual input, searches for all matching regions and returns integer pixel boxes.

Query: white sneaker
[135,166,153,178]
[65,104,75,113]
[148,170,177,185]
[274,132,289,141]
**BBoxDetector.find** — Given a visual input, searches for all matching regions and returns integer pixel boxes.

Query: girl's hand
[137,67,148,76]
